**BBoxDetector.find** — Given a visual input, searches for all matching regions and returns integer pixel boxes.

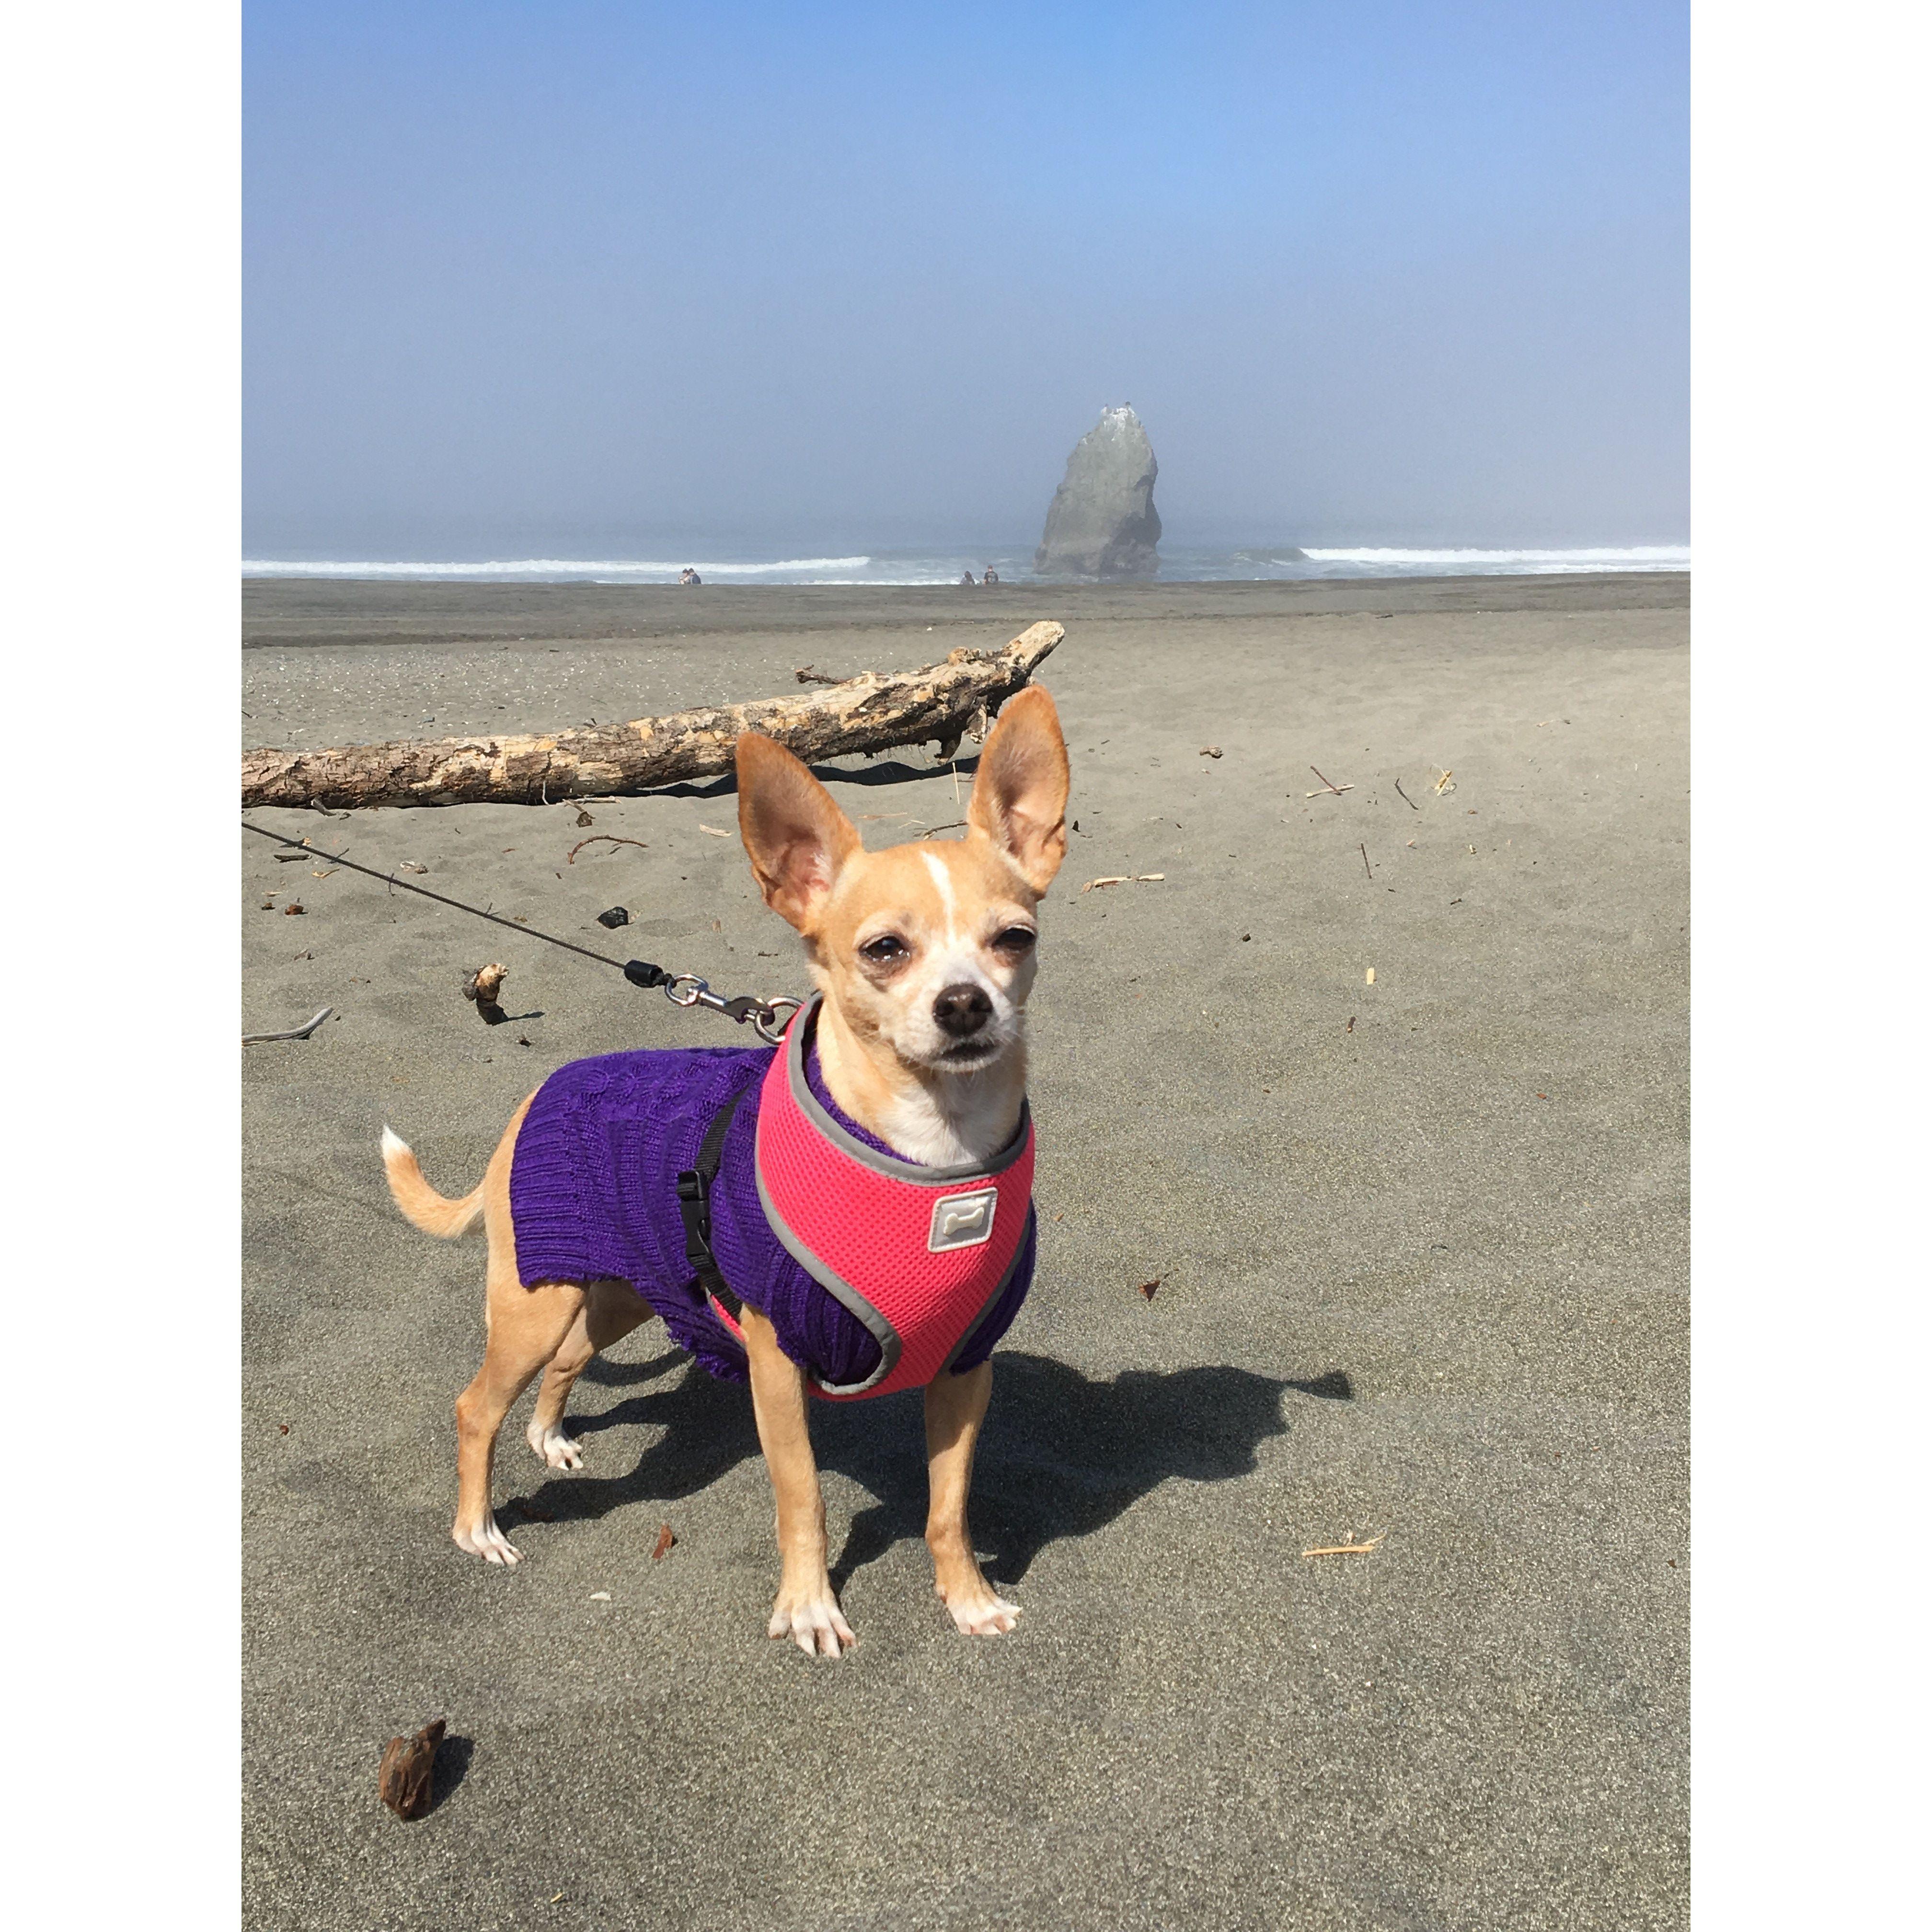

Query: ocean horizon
[240,543,1689,586]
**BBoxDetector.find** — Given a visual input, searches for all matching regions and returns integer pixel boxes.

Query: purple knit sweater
[508,1042,1036,1388]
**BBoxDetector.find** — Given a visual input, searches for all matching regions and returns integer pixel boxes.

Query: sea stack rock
[1035,405,1161,578]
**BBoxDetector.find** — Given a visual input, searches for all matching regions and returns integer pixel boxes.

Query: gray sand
[243,575,1688,1931]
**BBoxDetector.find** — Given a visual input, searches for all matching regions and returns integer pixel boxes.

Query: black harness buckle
[674,1087,749,1318]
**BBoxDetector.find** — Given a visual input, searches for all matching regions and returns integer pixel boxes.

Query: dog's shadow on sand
[506,1349,1318,1587]
[639,754,978,803]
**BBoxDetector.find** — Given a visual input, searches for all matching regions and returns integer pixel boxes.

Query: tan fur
[385,688,1070,1650]
[381,1128,487,1239]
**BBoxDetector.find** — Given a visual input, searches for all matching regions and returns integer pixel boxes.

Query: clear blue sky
[244,0,1688,555]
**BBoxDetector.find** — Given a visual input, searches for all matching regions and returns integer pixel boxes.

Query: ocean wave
[242,544,1688,585]
[1301,546,1689,567]
[241,556,872,579]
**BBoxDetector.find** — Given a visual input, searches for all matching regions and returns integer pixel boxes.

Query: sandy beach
[242,574,1688,1931]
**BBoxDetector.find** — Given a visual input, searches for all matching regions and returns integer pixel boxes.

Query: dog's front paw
[769,1582,856,1659]
[526,1419,584,1471]
[933,1555,1020,1636]
[453,1515,524,1566]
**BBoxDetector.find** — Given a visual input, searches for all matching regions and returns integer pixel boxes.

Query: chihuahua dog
[381,685,1070,1656]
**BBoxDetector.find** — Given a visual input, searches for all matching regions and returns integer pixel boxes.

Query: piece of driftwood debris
[1301,1534,1384,1558]
[1081,873,1165,892]
[566,835,647,865]
[243,1006,334,1046]
[652,1524,676,1561]
[794,664,847,686]
[1306,766,1353,798]
[241,622,1064,809]
[1199,745,1223,759]
[463,964,509,1025]
[378,1718,446,1820]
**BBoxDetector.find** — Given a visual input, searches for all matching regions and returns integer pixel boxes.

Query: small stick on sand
[1301,1534,1384,1559]
[567,834,648,864]
[1306,766,1354,798]
[1393,777,1420,810]
[794,665,848,686]
[1359,843,1373,879]
[918,820,968,839]
[243,1006,334,1046]
[1081,874,1165,892]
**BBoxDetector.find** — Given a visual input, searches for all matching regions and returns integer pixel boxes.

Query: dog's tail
[380,1126,486,1239]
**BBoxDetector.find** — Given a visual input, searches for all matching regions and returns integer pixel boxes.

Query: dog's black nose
[932,982,993,1038]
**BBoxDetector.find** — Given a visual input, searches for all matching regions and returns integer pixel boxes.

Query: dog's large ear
[966,685,1070,894]
[736,732,862,931]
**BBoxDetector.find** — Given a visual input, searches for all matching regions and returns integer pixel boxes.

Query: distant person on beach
[959,570,978,586]
[679,567,702,586]
[982,568,1000,585]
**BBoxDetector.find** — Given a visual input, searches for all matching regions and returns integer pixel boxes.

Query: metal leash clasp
[665,975,803,1046]
[751,997,803,1046]
[664,974,728,1016]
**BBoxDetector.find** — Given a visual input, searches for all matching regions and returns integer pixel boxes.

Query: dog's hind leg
[526,1279,652,1470]
[453,1267,584,1564]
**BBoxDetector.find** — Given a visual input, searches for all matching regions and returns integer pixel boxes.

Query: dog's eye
[992,926,1037,954]
[860,934,908,964]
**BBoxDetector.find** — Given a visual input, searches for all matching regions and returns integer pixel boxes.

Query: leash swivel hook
[665,976,802,1046]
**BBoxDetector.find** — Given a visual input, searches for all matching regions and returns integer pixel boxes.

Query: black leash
[242,817,801,1044]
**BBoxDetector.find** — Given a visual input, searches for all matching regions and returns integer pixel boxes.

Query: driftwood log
[241,621,1063,810]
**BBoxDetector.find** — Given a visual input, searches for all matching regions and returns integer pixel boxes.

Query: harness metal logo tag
[928,1187,999,1253]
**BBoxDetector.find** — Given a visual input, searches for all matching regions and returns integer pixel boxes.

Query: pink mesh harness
[702,996,1036,1400]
